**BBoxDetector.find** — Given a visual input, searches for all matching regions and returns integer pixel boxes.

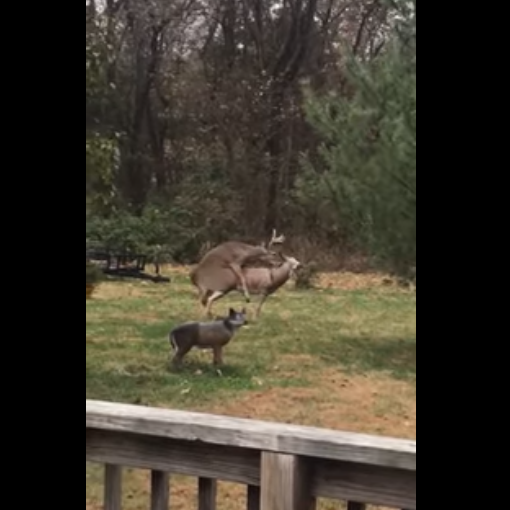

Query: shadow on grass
[86,349,313,407]
[86,359,263,406]
[168,358,260,378]
[307,336,416,381]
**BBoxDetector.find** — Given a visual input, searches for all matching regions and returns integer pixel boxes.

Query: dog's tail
[169,330,178,352]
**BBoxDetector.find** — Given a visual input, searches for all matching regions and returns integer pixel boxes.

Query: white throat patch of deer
[190,229,289,318]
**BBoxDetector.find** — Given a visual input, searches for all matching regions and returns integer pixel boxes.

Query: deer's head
[256,229,287,266]
[280,255,302,276]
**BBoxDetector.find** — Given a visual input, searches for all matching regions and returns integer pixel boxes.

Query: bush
[294,262,319,290]
[86,262,104,285]
[86,203,206,267]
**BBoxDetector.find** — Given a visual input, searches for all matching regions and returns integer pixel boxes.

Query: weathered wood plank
[261,452,316,510]
[151,470,169,510]
[314,459,416,509]
[247,485,260,510]
[86,400,416,471]
[87,429,260,486]
[104,464,122,510]
[198,478,217,510]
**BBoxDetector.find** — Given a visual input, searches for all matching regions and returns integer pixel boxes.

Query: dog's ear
[229,308,235,316]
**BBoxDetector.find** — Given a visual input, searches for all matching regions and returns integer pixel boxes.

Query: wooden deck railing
[86,400,416,510]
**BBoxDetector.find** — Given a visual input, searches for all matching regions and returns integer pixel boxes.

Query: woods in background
[86,0,416,279]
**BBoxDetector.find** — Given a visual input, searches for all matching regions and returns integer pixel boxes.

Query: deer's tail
[189,265,198,286]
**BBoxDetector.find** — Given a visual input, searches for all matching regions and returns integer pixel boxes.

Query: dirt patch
[317,272,403,291]
[92,282,150,300]
[208,366,416,440]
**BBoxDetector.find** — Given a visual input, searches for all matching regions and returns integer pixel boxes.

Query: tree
[299,1,416,278]
[86,0,406,267]
[86,4,117,212]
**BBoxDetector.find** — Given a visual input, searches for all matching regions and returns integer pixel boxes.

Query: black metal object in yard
[86,248,171,284]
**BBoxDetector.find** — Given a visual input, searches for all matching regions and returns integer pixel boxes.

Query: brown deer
[199,252,302,319]
[190,230,286,317]
[242,254,302,318]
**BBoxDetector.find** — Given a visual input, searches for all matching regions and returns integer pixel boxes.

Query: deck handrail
[86,399,417,510]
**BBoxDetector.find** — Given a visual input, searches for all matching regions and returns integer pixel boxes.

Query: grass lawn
[86,266,416,510]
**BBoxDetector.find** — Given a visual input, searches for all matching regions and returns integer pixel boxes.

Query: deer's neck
[270,263,292,289]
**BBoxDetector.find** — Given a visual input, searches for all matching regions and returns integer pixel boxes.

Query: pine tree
[300,2,416,279]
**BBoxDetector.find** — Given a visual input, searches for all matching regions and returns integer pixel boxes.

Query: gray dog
[169,308,248,368]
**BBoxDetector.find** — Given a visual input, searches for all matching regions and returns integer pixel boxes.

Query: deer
[190,229,286,318]
[200,252,302,320]
[239,253,302,319]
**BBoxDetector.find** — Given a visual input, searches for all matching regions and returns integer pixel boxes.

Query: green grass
[86,272,416,408]
[86,269,416,509]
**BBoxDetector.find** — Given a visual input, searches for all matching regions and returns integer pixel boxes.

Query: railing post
[104,464,122,510]
[198,477,217,510]
[247,485,261,510]
[151,470,170,510]
[347,503,366,510]
[261,452,316,510]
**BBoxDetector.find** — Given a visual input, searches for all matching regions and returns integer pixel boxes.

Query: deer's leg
[199,289,212,307]
[194,289,211,317]
[229,262,251,302]
[255,294,269,319]
[205,291,225,318]
[213,346,224,366]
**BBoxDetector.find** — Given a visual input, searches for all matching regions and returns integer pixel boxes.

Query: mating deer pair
[190,230,302,319]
